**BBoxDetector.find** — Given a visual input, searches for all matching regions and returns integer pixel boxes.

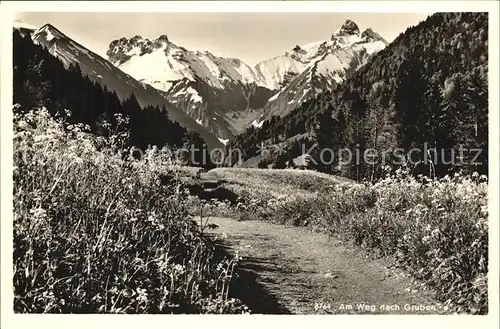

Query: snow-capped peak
[107,34,260,91]
[253,20,387,90]
[106,35,172,66]
[255,20,390,121]
[13,20,39,31]
[333,19,361,38]
[33,24,67,43]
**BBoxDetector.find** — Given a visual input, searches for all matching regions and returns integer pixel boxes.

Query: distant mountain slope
[21,23,222,149]
[228,12,488,180]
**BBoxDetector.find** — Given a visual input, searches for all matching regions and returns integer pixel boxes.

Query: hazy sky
[14,12,433,65]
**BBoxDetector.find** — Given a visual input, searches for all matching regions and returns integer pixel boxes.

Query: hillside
[227,12,488,181]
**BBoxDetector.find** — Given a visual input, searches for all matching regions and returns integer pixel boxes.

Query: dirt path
[204,216,448,315]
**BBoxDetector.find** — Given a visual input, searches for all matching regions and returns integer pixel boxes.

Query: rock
[333,19,360,38]
[157,34,169,42]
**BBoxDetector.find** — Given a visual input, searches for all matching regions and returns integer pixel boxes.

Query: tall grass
[214,168,489,314]
[13,108,246,314]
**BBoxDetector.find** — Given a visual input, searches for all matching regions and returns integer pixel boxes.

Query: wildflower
[136,287,148,303]
[173,264,185,274]
[30,207,48,223]
[422,236,432,244]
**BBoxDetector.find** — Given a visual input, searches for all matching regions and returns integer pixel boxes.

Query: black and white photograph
[1,1,499,328]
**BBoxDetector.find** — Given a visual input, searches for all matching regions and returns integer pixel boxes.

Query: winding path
[204,216,448,315]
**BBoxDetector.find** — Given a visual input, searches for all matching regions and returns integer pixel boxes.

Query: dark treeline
[13,29,213,168]
[228,12,488,181]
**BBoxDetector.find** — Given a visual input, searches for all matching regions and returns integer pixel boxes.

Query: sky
[14,12,433,65]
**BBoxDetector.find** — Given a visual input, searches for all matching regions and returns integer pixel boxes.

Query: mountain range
[14,19,387,147]
[107,19,388,141]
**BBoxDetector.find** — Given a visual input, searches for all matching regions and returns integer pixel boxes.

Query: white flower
[30,207,48,222]
[173,264,185,274]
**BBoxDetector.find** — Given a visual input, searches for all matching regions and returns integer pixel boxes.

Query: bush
[13,108,247,314]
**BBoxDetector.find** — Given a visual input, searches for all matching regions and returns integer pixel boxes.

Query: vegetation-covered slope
[227,12,488,181]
